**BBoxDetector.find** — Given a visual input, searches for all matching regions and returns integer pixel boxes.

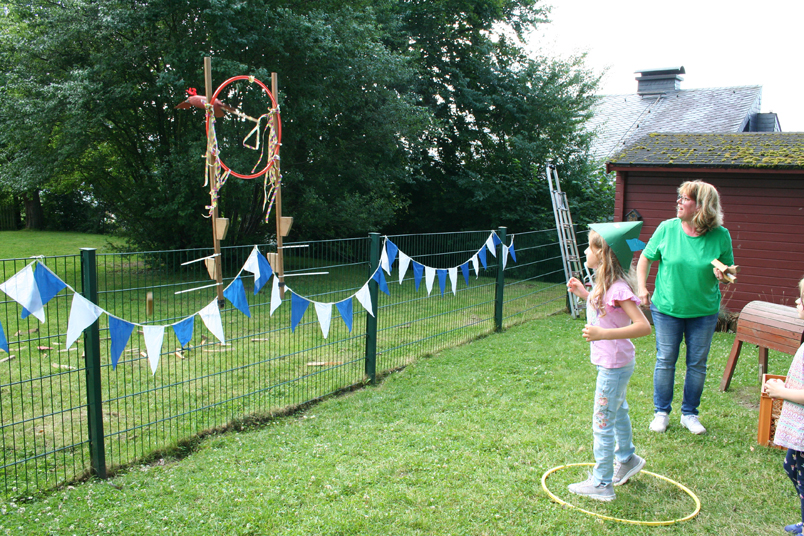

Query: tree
[0,0,603,248]
[383,0,602,233]
[0,0,428,247]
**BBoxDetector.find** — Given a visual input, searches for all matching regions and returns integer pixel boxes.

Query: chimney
[635,66,685,96]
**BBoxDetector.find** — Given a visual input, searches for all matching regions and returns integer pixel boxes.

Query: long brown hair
[588,230,636,316]
[679,180,723,235]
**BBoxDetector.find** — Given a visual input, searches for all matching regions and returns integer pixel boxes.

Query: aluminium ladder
[545,164,589,319]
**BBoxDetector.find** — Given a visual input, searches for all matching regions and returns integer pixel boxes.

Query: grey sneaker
[649,412,669,433]
[567,475,615,502]
[612,454,645,486]
[680,414,706,434]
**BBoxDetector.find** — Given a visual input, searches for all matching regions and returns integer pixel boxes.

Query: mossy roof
[606,132,804,170]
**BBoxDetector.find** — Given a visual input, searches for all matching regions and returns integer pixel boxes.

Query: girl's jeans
[650,304,719,416]
[784,449,804,524]
[592,360,635,486]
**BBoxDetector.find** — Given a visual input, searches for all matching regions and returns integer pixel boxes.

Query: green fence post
[494,227,507,332]
[81,248,107,479]
[365,233,380,384]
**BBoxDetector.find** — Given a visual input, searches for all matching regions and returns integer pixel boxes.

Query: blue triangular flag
[0,319,8,353]
[626,238,646,252]
[224,276,251,318]
[492,233,502,247]
[509,241,517,263]
[172,315,194,348]
[21,262,67,319]
[460,262,470,286]
[109,316,135,370]
[372,269,390,296]
[478,247,488,270]
[385,240,398,269]
[437,269,447,297]
[255,253,274,294]
[412,262,424,291]
[291,292,310,332]
[336,298,353,333]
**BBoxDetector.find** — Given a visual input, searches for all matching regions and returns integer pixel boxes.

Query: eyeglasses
[677,195,693,203]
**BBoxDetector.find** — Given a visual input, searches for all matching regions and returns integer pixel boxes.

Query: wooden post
[272,72,286,297]
[205,57,225,308]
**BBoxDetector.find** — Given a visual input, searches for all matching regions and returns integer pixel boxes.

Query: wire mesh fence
[0,227,567,499]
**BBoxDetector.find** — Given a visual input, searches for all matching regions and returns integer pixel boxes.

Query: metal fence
[0,227,568,499]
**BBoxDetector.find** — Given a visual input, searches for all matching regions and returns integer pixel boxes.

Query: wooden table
[720,300,804,391]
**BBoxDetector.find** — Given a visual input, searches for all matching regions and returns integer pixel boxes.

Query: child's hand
[582,324,604,342]
[567,277,587,298]
[764,378,785,398]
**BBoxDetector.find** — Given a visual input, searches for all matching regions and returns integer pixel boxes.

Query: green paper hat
[588,221,644,270]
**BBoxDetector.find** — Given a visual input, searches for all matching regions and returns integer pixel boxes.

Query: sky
[525,0,804,131]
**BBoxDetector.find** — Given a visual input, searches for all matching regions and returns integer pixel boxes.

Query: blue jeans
[592,361,636,486]
[651,304,719,416]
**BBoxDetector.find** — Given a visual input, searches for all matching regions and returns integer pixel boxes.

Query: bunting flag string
[0,231,517,370]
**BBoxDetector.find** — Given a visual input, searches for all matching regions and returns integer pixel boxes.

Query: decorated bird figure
[175,88,236,118]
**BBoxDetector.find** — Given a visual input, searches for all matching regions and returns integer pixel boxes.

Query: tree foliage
[0,0,604,248]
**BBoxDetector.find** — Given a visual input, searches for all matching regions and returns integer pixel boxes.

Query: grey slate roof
[588,86,762,162]
[606,132,804,170]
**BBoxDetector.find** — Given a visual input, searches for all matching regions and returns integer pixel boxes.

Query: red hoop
[205,75,282,179]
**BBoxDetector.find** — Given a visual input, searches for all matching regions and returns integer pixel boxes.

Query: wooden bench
[720,300,804,391]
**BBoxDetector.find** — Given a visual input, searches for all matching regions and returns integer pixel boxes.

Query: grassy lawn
[0,230,125,259]
[5,313,790,535]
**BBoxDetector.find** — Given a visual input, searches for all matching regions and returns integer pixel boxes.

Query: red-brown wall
[613,168,804,313]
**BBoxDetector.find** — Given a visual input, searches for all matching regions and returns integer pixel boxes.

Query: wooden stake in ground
[204,57,225,308]
[271,72,292,298]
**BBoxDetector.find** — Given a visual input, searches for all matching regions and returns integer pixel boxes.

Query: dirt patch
[731,384,760,411]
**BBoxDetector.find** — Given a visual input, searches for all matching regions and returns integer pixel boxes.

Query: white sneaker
[680,414,706,435]
[649,412,669,433]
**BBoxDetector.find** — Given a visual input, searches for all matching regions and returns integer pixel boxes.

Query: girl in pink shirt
[566,222,652,501]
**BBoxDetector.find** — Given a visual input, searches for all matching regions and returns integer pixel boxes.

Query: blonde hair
[587,230,637,317]
[679,180,723,235]
[799,277,804,297]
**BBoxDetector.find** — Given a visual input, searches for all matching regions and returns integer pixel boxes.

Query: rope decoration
[201,75,282,221]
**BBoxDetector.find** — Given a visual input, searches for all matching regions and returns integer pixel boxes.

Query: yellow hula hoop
[541,462,701,526]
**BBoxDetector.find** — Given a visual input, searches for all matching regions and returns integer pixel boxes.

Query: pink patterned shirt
[774,342,804,452]
[586,280,641,369]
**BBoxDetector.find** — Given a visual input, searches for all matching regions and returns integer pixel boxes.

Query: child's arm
[764,379,804,405]
[582,298,652,342]
[567,277,589,300]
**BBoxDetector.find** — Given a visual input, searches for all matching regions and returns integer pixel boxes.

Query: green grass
[0,230,124,259]
[4,314,792,535]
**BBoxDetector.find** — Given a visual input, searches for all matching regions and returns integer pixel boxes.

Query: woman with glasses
[636,180,735,435]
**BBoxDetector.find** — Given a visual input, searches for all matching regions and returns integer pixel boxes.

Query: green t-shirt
[643,218,734,318]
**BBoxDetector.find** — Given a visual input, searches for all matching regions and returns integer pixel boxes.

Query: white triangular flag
[471,254,480,278]
[243,247,260,279]
[398,252,411,284]
[143,325,165,375]
[485,234,497,258]
[314,302,333,339]
[425,266,436,295]
[448,267,458,296]
[0,263,45,322]
[270,275,282,315]
[355,284,373,317]
[503,245,510,270]
[199,300,226,344]
[380,246,390,275]
[65,293,104,349]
